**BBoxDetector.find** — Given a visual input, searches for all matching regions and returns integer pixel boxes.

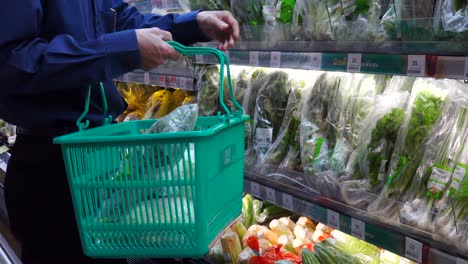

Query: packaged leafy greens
[340,91,409,208]
[333,74,379,178]
[231,0,265,26]
[367,78,449,221]
[253,71,291,160]
[433,0,468,40]
[261,84,306,169]
[291,0,335,40]
[195,65,220,116]
[399,94,468,232]
[300,73,352,189]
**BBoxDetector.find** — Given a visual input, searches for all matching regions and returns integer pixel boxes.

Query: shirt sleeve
[112,0,211,45]
[0,1,141,95]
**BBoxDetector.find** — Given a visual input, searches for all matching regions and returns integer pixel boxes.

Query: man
[0,1,239,263]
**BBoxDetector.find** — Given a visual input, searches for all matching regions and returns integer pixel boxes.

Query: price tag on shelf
[251,182,261,198]
[156,75,166,87]
[167,76,178,88]
[270,52,281,68]
[457,258,468,264]
[308,53,322,70]
[351,218,365,240]
[347,53,362,73]
[407,55,426,77]
[464,57,468,80]
[405,237,423,263]
[195,55,204,64]
[282,193,294,211]
[144,72,150,84]
[265,187,276,204]
[249,51,259,66]
[327,209,340,229]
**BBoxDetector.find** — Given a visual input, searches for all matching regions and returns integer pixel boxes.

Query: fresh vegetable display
[209,197,415,263]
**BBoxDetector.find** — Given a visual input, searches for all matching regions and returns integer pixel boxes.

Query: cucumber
[313,243,336,264]
[301,248,321,264]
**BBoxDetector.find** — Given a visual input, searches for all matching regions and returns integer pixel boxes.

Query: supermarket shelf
[116,59,197,91]
[244,166,468,264]
[194,42,468,80]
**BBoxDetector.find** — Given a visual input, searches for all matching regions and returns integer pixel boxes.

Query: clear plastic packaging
[252,71,291,160]
[368,78,450,221]
[195,65,220,116]
[291,0,335,40]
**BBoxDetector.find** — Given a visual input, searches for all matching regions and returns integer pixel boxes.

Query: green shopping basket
[54,41,249,258]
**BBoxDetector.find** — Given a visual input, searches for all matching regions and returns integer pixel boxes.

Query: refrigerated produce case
[0,0,467,263]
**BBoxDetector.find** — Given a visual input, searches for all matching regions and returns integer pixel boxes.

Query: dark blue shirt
[0,0,208,128]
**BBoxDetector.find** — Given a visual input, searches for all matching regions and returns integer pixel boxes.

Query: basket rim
[54,115,249,145]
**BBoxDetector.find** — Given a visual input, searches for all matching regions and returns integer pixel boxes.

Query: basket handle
[167,41,244,119]
[76,83,113,131]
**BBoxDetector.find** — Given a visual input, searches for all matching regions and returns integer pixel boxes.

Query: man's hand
[197,11,240,51]
[136,28,181,71]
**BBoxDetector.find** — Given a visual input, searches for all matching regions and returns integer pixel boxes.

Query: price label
[251,182,261,198]
[405,237,423,263]
[347,53,362,73]
[282,193,293,211]
[195,55,204,64]
[464,57,468,80]
[265,187,276,204]
[351,218,365,240]
[249,51,259,66]
[166,76,178,88]
[457,257,468,264]
[407,55,426,77]
[270,52,281,68]
[144,72,150,84]
[157,75,166,87]
[308,53,322,70]
[327,209,340,229]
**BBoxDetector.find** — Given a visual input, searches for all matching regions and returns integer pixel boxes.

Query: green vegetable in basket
[196,65,220,116]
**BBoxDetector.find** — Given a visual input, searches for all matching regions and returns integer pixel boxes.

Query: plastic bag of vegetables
[195,65,220,116]
[243,68,267,160]
[432,123,468,244]
[291,0,335,40]
[400,81,468,231]
[433,0,468,40]
[260,82,308,170]
[253,71,291,160]
[368,78,450,222]
[340,91,409,208]
[300,73,350,187]
[332,74,378,177]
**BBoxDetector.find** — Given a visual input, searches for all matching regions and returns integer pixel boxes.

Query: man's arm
[112,1,211,45]
[0,1,178,95]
